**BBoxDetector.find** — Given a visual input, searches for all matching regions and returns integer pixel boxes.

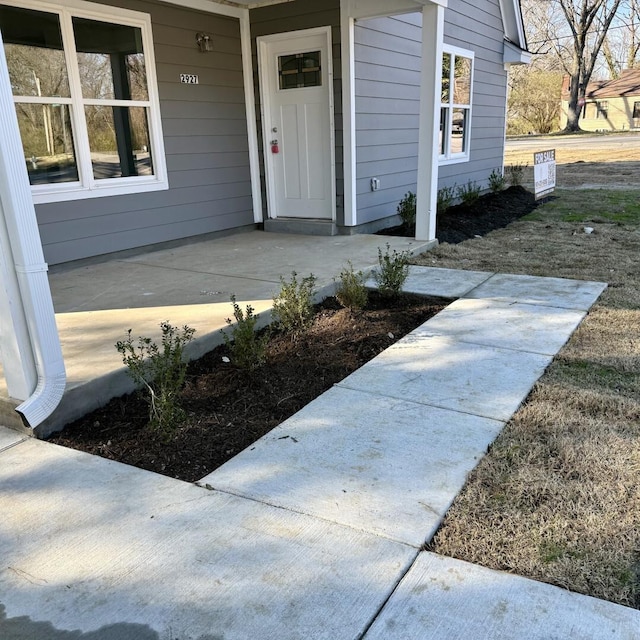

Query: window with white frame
[439,47,473,162]
[0,0,167,204]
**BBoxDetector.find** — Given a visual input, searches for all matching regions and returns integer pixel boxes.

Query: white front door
[259,28,335,220]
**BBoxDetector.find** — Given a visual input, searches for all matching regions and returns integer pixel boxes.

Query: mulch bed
[378,185,539,243]
[50,293,449,482]
[49,186,540,482]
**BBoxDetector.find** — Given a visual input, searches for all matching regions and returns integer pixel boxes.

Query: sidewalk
[2,267,638,639]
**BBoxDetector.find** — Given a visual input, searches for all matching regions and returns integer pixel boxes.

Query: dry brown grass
[415,186,640,608]
[505,136,640,190]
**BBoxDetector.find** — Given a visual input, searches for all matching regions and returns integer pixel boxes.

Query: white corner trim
[240,10,264,224]
[340,7,357,227]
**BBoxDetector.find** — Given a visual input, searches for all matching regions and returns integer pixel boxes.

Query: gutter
[0,32,66,429]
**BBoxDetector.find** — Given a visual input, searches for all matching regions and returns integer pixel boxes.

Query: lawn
[414,187,640,608]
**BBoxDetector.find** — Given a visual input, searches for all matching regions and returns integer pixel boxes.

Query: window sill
[438,155,470,166]
[32,178,169,205]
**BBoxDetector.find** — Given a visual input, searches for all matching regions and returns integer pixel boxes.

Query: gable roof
[562,69,640,100]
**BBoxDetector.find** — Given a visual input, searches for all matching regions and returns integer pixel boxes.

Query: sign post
[533,149,556,200]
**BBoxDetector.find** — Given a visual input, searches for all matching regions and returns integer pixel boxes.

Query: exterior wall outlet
[370,177,380,191]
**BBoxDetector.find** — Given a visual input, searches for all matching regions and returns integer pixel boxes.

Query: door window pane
[0,5,70,97]
[85,105,153,179]
[73,17,148,101]
[279,51,321,90]
[15,102,78,184]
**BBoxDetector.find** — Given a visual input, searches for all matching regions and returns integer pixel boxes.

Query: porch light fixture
[196,32,213,53]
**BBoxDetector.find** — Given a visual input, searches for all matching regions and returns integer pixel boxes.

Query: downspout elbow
[13,262,66,429]
[15,361,66,428]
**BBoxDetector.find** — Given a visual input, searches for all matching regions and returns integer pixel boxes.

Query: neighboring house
[0,0,529,428]
[560,69,640,132]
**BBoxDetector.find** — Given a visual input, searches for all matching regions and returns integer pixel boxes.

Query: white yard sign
[534,149,556,200]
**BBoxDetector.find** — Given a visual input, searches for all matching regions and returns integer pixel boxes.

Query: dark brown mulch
[50,186,538,482]
[378,185,540,243]
[49,292,449,482]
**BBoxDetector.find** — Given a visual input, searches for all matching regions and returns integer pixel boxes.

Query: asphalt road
[506,132,640,151]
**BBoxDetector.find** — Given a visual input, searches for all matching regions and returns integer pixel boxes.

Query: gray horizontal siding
[36,0,253,264]
[354,14,421,225]
[354,0,509,226]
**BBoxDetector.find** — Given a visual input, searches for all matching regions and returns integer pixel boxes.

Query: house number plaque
[180,74,199,84]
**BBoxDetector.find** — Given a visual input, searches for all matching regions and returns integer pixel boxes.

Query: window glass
[453,57,471,105]
[0,6,70,97]
[279,51,321,90]
[441,52,450,103]
[15,102,78,184]
[633,101,640,119]
[450,108,467,154]
[73,17,148,101]
[440,48,473,160]
[85,105,153,179]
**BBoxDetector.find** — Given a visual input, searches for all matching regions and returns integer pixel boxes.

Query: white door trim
[257,26,336,221]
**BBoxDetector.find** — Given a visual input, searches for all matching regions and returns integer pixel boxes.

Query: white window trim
[2,0,168,204]
[439,43,474,166]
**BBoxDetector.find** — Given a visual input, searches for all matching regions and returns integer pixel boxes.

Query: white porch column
[415,2,445,241]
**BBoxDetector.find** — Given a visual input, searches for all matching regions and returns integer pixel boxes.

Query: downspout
[0,32,66,428]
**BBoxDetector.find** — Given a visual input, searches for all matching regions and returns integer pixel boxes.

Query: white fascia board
[344,0,446,21]
[504,40,532,66]
[157,0,244,18]
[498,0,528,51]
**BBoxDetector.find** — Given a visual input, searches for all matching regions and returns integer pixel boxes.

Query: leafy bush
[488,168,506,193]
[116,322,195,436]
[397,191,417,226]
[457,180,481,206]
[272,271,317,333]
[335,261,368,311]
[507,162,527,187]
[374,244,411,299]
[222,295,268,370]
[437,185,456,214]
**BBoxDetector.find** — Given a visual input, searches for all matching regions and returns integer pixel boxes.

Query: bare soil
[49,186,538,483]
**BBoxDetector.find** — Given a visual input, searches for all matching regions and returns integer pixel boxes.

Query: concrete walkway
[2,267,638,639]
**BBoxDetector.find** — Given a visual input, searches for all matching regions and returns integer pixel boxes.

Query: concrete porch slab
[413,298,587,355]
[337,335,552,422]
[367,266,494,299]
[467,273,607,310]
[363,552,639,639]
[201,386,504,546]
[0,438,415,640]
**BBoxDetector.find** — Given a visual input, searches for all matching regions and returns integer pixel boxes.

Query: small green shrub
[272,271,317,333]
[507,162,527,187]
[222,295,268,371]
[375,244,411,299]
[397,191,416,226]
[488,168,506,193]
[335,261,368,311]
[457,180,481,206]
[116,322,195,436]
[437,185,456,214]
